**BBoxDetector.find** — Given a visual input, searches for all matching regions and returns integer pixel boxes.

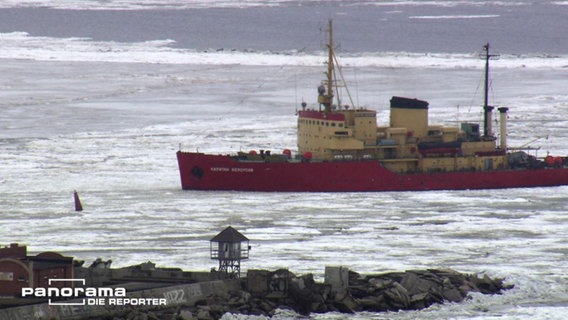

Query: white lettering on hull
[210,167,254,173]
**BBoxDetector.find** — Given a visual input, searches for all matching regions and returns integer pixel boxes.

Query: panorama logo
[21,279,166,306]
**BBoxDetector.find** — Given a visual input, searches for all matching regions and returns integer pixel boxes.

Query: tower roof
[210,226,249,243]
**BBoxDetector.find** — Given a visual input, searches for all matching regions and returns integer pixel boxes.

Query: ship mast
[481,43,499,139]
[318,19,335,112]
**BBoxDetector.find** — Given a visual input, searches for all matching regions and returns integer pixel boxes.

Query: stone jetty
[106,267,512,320]
[0,242,512,319]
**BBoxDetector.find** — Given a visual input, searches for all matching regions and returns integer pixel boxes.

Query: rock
[324,266,350,296]
[196,310,212,320]
[258,300,275,313]
[369,278,393,291]
[441,286,463,303]
[472,274,505,294]
[209,303,226,319]
[357,295,388,312]
[197,305,211,312]
[384,281,410,309]
[401,271,433,296]
[408,292,430,310]
[146,311,161,320]
[126,311,148,320]
[178,309,195,320]
[333,291,361,313]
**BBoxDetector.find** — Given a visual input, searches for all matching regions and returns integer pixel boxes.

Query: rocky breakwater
[141,267,512,319]
[344,268,512,312]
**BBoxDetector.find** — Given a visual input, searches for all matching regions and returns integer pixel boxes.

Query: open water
[1,1,568,319]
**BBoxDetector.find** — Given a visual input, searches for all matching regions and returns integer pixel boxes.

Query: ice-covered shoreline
[1,31,567,69]
[0,0,540,11]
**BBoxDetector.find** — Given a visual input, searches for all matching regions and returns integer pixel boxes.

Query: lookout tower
[210,226,250,278]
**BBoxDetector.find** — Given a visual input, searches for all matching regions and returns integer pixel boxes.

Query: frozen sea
[1,1,568,319]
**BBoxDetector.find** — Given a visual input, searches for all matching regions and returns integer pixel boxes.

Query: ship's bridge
[297,108,378,160]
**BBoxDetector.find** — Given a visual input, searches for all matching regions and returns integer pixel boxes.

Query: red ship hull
[177,151,568,192]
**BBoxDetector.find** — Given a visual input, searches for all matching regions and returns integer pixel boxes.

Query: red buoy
[74,191,83,212]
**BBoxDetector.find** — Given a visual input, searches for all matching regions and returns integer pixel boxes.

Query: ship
[176,20,568,192]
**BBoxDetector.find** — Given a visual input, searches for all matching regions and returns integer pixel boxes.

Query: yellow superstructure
[296,20,512,174]
[298,96,509,174]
